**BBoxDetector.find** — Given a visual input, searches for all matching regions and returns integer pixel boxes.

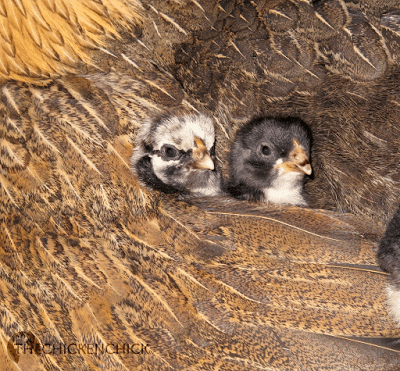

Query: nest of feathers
[1,0,400,370]
[1,0,400,223]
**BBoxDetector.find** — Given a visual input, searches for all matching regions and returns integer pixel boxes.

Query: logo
[7,331,41,363]
[7,331,153,364]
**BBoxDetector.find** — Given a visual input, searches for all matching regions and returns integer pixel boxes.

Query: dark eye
[260,144,270,156]
[161,145,180,160]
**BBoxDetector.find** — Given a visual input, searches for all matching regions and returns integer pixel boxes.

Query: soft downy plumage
[227,117,312,206]
[131,113,222,197]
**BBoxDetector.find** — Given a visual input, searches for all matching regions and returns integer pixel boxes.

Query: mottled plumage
[227,117,312,206]
[131,113,221,196]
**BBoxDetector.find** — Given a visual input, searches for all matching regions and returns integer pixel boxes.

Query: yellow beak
[191,137,215,170]
[275,138,312,175]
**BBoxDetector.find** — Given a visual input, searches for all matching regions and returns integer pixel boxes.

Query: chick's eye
[260,144,270,156]
[161,145,180,160]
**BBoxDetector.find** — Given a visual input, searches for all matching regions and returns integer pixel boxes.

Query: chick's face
[133,114,221,196]
[151,115,215,182]
[230,118,312,190]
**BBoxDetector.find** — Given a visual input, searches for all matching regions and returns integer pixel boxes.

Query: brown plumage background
[1,0,400,370]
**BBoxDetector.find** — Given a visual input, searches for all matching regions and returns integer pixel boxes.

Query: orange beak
[275,139,312,175]
[191,137,215,170]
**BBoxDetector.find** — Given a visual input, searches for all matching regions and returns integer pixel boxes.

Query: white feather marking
[136,39,150,50]
[152,155,180,184]
[386,284,400,327]
[263,167,306,206]
[2,86,21,114]
[191,0,204,12]
[315,11,335,30]
[58,81,111,133]
[0,173,18,207]
[159,12,188,35]
[33,124,60,153]
[66,136,102,175]
[229,39,245,58]
[268,9,292,20]
[190,184,220,196]
[121,53,143,71]
[142,78,177,100]
[107,143,131,169]
[152,20,162,38]
[152,114,215,151]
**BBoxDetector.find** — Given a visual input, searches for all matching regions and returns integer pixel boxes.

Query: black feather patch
[225,182,264,202]
[136,155,188,195]
[378,205,400,275]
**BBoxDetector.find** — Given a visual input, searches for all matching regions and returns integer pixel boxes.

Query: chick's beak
[192,137,215,170]
[276,139,312,175]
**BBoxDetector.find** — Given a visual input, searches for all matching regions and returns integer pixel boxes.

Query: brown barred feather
[1,0,400,370]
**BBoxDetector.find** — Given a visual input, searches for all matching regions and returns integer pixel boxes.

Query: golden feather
[0,0,143,83]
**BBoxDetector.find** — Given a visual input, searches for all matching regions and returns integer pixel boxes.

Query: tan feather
[1,1,400,370]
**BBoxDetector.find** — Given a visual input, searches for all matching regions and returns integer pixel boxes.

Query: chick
[131,113,221,197]
[227,117,312,206]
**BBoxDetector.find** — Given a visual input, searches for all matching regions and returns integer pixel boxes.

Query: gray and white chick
[227,117,312,206]
[131,113,221,197]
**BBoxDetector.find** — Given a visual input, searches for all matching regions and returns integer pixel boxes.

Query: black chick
[378,205,400,327]
[227,117,312,206]
[131,113,221,197]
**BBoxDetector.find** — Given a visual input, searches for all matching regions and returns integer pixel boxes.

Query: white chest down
[262,170,307,206]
